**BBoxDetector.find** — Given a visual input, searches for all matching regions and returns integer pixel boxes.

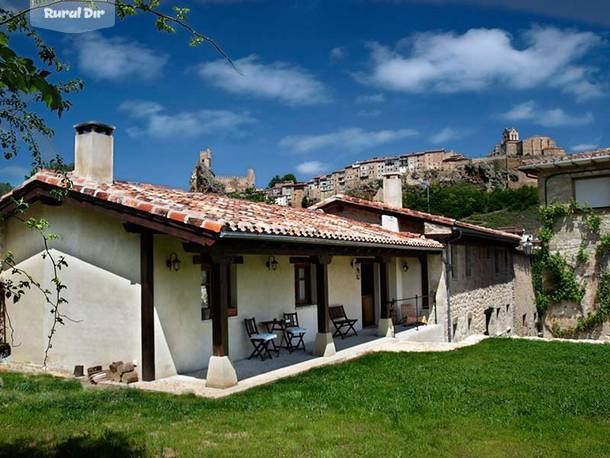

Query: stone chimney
[74,121,115,183]
[382,172,402,208]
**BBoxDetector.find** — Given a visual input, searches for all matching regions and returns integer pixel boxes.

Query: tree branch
[1,1,238,70]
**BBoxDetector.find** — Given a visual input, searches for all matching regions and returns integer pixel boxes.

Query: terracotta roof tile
[6,171,443,250]
[311,194,521,242]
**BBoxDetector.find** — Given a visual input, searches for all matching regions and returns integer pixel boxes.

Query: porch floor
[132,323,463,399]
[186,326,381,381]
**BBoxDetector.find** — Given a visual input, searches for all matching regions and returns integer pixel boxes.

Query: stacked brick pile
[85,361,138,384]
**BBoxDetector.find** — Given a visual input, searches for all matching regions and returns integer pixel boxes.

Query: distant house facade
[265,181,306,208]
[521,150,610,340]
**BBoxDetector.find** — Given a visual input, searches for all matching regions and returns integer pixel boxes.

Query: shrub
[597,234,610,257]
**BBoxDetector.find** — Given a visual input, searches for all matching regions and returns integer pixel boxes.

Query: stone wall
[538,166,610,340]
[447,243,536,341]
[545,212,610,340]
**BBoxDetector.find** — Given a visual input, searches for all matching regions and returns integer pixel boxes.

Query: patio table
[260,319,293,354]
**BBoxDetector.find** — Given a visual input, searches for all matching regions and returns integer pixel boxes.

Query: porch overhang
[215,231,443,256]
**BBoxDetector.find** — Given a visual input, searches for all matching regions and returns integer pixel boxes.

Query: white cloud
[357,109,383,117]
[118,100,164,118]
[119,99,255,139]
[76,32,167,81]
[355,93,386,104]
[296,161,330,176]
[358,26,602,101]
[197,54,330,105]
[500,100,594,127]
[330,47,347,61]
[430,127,460,145]
[279,127,418,153]
[571,143,599,152]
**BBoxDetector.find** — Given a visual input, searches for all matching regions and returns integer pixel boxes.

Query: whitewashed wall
[4,200,446,379]
[2,202,142,373]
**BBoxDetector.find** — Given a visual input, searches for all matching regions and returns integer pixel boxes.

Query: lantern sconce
[402,262,409,272]
[266,256,279,271]
[166,252,181,272]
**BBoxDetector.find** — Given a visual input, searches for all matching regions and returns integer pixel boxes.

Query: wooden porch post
[379,259,390,319]
[313,255,336,356]
[206,256,237,388]
[140,232,155,381]
[377,257,394,337]
[211,261,229,357]
[315,255,331,334]
[419,254,429,310]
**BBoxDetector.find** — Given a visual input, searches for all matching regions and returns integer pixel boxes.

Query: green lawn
[1,339,610,457]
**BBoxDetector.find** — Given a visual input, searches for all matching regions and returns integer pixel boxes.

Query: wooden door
[361,263,375,326]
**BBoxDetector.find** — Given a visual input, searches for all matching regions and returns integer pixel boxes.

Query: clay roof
[3,171,443,250]
[520,149,610,174]
[310,194,522,243]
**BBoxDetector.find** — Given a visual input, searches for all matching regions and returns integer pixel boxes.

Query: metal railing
[388,294,435,331]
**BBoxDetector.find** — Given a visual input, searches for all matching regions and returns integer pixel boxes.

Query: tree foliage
[227,188,273,204]
[403,183,539,219]
[268,174,297,188]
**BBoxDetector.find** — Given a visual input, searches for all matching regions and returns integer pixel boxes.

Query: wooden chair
[401,304,417,327]
[283,312,307,352]
[244,318,277,361]
[328,305,358,339]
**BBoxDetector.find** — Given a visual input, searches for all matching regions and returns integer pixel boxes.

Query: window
[200,264,237,321]
[294,263,312,306]
[574,176,610,208]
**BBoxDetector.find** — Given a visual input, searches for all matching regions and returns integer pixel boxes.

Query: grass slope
[1,339,609,457]
[463,204,540,233]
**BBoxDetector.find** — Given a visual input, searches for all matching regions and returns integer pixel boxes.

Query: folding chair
[328,305,358,339]
[283,312,307,352]
[244,318,277,361]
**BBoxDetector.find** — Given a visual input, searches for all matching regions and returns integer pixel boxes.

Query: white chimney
[74,121,115,183]
[382,172,402,208]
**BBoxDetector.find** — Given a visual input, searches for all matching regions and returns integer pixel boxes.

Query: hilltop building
[191,148,255,194]
[490,128,566,157]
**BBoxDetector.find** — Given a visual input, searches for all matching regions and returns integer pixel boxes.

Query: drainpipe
[444,229,463,342]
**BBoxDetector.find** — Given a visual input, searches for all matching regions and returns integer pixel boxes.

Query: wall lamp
[266,256,279,271]
[166,252,181,272]
[402,262,409,272]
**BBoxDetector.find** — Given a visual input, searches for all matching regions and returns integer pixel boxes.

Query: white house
[0,122,450,388]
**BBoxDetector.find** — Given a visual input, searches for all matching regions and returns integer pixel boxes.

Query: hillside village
[191,128,568,209]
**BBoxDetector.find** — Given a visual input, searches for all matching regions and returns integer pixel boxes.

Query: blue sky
[2,0,609,188]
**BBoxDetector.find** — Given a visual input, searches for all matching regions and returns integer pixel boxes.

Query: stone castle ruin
[190,148,255,194]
